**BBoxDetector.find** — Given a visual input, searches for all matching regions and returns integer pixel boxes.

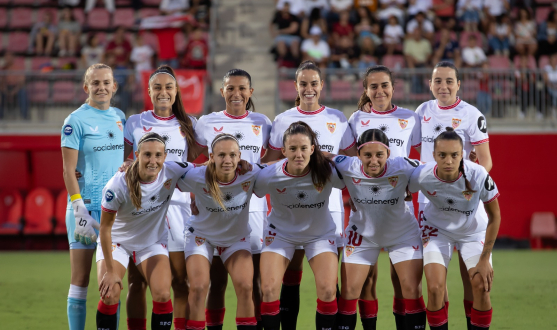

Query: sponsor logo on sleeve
[477,116,487,133]
[388,176,399,188]
[335,156,347,163]
[105,190,115,202]
[252,125,261,136]
[63,124,73,136]
[241,181,251,192]
[452,118,461,129]
[398,119,408,129]
[484,174,495,191]
[327,122,337,133]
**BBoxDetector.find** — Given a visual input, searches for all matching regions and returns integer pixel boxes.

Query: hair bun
[445,127,455,132]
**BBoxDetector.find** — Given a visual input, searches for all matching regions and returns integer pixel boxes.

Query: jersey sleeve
[61,114,83,150]
[339,122,356,151]
[253,166,271,197]
[166,161,195,183]
[410,113,422,148]
[268,116,285,150]
[479,170,500,204]
[331,165,346,190]
[193,116,208,148]
[101,177,124,213]
[261,116,273,149]
[408,164,425,194]
[399,157,421,179]
[468,110,489,146]
[347,112,359,140]
[176,167,199,192]
[123,115,136,146]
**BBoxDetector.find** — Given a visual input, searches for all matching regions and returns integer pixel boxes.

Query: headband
[357,141,390,151]
[149,70,176,84]
[211,134,239,150]
[138,136,166,146]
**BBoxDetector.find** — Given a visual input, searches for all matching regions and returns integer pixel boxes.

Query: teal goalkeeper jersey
[61,103,126,211]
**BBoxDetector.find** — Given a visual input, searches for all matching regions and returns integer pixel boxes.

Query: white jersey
[101,161,194,251]
[253,159,345,242]
[177,165,262,246]
[269,106,356,213]
[334,155,420,246]
[194,110,272,212]
[408,160,499,240]
[348,106,422,158]
[415,98,489,202]
[124,110,197,207]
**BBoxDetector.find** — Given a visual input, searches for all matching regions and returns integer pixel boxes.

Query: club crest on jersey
[180,127,186,138]
[361,120,370,127]
[315,185,324,193]
[143,126,152,132]
[452,118,461,129]
[326,122,336,133]
[242,181,251,192]
[276,188,286,194]
[462,191,474,201]
[398,119,408,129]
[252,125,261,136]
[214,126,223,133]
[116,121,123,131]
[388,176,399,188]
[345,245,355,257]
[195,236,205,246]
[163,179,172,190]
[422,237,430,247]
[352,178,361,185]
[265,236,275,246]
[111,243,120,251]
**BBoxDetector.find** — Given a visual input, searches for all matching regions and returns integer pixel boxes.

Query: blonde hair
[83,63,117,104]
[205,133,240,210]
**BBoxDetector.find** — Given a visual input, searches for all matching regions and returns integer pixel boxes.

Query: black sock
[97,310,118,330]
[256,320,263,330]
[207,326,223,330]
[336,313,357,330]
[151,311,173,330]
[261,314,280,330]
[360,317,377,330]
[316,311,336,330]
[430,324,448,330]
[280,284,300,330]
[405,311,426,330]
[467,316,472,330]
[393,312,405,330]
[237,325,256,330]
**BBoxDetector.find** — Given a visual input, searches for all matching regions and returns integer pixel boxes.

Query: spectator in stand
[383,15,405,55]
[538,9,557,57]
[377,0,406,24]
[276,0,306,16]
[404,28,432,69]
[301,26,330,67]
[488,14,511,56]
[358,36,378,70]
[58,7,81,57]
[462,34,486,67]
[270,2,301,66]
[456,0,482,32]
[331,10,354,44]
[81,33,104,69]
[28,12,57,56]
[301,8,328,40]
[130,34,155,82]
[189,0,212,27]
[85,0,115,13]
[515,56,544,120]
[432,28,461,67]
[0,52,28,120]
[160,0,190,15]
[543,53,557,116]
[514,8,537,57]
[407,0,432,20]
[406,11,434,41]
[354,10,382,49]
[432,0,456,30]
[329,35,360,68]
[476,62,492,115]
[105,27,132,68]
[328,0,354,23]
[481,0,509,32]
[303,0,330,16]
[180,26,209,69]
[105,53,133,113]
[353,0,378,14]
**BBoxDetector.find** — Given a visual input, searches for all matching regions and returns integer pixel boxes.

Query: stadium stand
[22,187,54,236]
[0,190,23,235]
[530,212,557,249]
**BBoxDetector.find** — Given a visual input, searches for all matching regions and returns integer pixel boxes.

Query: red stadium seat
[175,31,187,54]
[6,32,30,53]
[9,8,33,29]
[329,80,353,101]
[538,55,550,69]
[28,81,50,103]
[530,212,557,249]
[37,8,58,25]
[0,8,8,28]
[51,81,77,103]
[143,0,163,5]
[113,8,136,28]
[54,190,68,235]
[58,56,79,69]
[381,55,405,69]
[0,151,30,191]
[22,188,54,235]
[536,6,552,24]
[139,8,161,19]
[513,55,537,69]
[12,56,26,70]
[72,8,85,25]
[31,150,65,190]
[141,31,159,52]
[488,55,510,69]
[0,190,23,235]
[87,8,111,30]
[31,57,53,71]
[278,80,298,101]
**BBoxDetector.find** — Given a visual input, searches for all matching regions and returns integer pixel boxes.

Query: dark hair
[294,61,323,107]
[206,133,240,210]
[126,132,167,209]
[548,9,557,24]
[356,128,390,154]
[282,121,333,189]
[310,8,321,21]
[519,7,531,20]
[433,127,476,193]
[357,65,394,110]
[433,61,460,81]
[222,69,255,111]
[149,65,196,160]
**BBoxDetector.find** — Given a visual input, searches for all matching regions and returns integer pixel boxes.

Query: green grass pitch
[1,250,556,329]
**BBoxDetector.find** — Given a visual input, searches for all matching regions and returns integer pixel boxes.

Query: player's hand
[361,102,372,113]
[468,260,494,292]
[190,198,199,216]
[72,199,100,245]
[237,160,253,174]
[469,150,478,163]
[75,171,82,179]
[404,188,413,202]
[118,159,134,172]
[99,271,123,299]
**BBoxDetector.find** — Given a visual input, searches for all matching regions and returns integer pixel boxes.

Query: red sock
[404,297,426,314]
[186,320,205,330]
[174,318,186,330]
[463,300,473,318]
[338,297,358,315]
[236,317,257,326]
[393,297,406,316]
[358,299,378,319]
[205,308,226,326]
[152,300,173,314]
[316,298,338,315]
[426,306,448,328]
[471,308,492,329]
[127,318,147,330]
[97,300,118,315]
[445,301,450,318]
[282,269,303,285]
[261,300,280,316]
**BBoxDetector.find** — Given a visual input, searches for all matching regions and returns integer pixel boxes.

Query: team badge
[163,179,172,190]
[352,178,361,185]
[252,125,261,136]
[116,121,123,131]
[265,236,275,246]
[195,236,206,246]
[388,176,399,188]
[361,120,370,127]
[452,118,461,129]
[398,119,408,129]
[326,122,336,133]
[345,245,355,257]
[180,127,186,138]
[315,185,324,193]
[242,181,251,192]
[422,237,430,247]
[111,243,119,251]
[276,188,286,194]
[462,191,473,201]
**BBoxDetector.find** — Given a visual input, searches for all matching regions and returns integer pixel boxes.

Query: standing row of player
[61,60,499,330]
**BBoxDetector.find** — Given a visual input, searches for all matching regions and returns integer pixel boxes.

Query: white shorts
[261,226,338,261]
[184,231,251,264]
[422,229,492,270]
[331,211,345,248]
[96,240,169,268]
[342,233,423,266]
[249,211,266,254]
[166,204,191,252]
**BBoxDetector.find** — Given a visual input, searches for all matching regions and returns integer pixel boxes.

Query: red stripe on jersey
[484,193,500,204]
[223,110,249,119]
[268,142,281,150]
[412,142,422,148]
[471,138,489,145]
[297,105,325,115]
[371,105,398,115]
[282,161,310,177]
[217,171,238,185]
[101,206,117,213]
[433,165,462,183]
[124,138,133,146]
[195,140,207,148]
[341,139,356,150]
[437,97,461,110]
[133,251,136,264]
[360,163,388,178]
[151,110,176,121]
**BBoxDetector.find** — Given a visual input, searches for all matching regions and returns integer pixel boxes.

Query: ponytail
[125,159,142,209]
[434,127,476,193]
[459,158,476,193]
[294,60,323,107]
[205,133,240,210]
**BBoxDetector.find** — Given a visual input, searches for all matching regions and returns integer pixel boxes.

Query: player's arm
[261,148,284,162]
[340,145,357,156]
[474,142,492,172]
[98,210,122,298]
[188,142,206,162]
[414,146,421,154]
[62,147,80,196]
